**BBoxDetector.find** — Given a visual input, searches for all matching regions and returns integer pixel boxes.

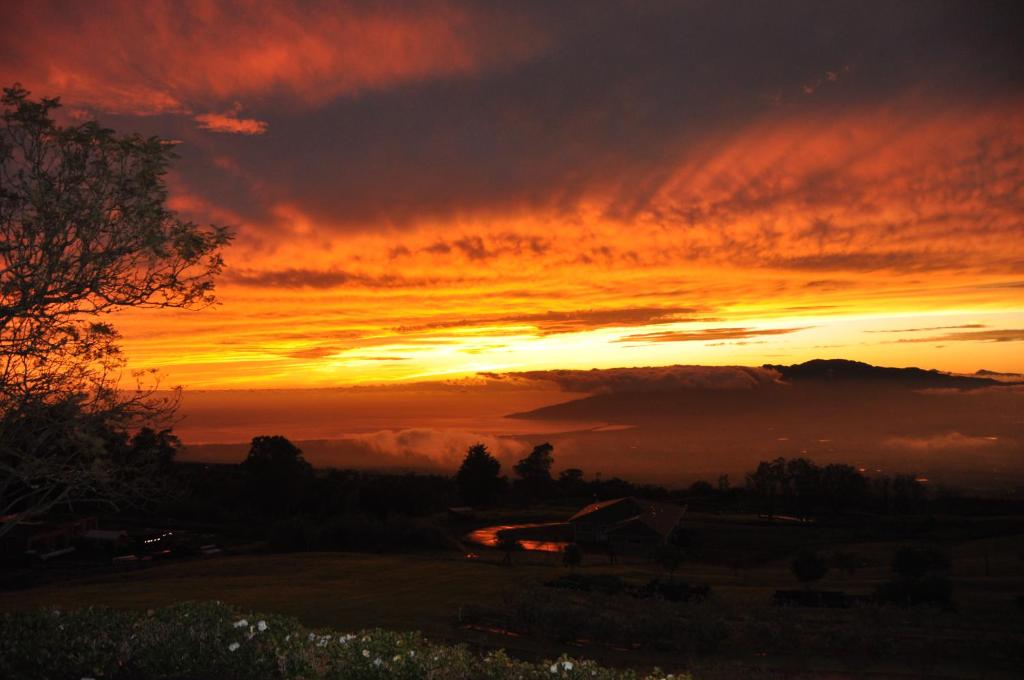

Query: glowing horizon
[3,1,1021,389]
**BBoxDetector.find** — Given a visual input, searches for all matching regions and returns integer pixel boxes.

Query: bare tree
[0,85,232,537]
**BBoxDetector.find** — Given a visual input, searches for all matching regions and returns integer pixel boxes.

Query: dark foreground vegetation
[6,437,1024,677]
[0,601,677,680]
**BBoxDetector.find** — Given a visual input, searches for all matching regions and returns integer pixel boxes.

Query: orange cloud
[5,2,1022,388]
[194,105,268,135]
[0,0,546,115]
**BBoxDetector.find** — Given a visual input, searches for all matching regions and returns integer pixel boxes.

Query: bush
[875,574,954,608]
[561,543,583,568]
[891,546,950,581]
[790,551,828,586]
[0,602,689,680]
[464,587,729,655]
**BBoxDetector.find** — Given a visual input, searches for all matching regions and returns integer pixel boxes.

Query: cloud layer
[492,365,783,394]
[1,1,1022,386]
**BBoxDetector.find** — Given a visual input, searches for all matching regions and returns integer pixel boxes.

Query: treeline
[453,441,675,507]
[165,437,671,525]
[134,437,1022,555]
[746,457,884,517]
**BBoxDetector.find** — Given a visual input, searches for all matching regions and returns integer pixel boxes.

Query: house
[0,515,98,562]
[568,497,686,551]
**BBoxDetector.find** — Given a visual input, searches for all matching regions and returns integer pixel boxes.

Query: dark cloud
[486,364,782,394]
[224,268,449,289]
[896,329,1024,343]
[143,0,1024,231]
[866,324,987,334]
[615,326,812,344]
[392,233,552,261]
[768,252,964,273]
[394,306,710,335]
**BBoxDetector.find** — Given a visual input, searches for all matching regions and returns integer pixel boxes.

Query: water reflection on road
[464,523,569,553]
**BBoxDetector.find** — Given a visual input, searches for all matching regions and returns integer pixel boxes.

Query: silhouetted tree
[557,468,585,496]
[125,427,181,471]
[655,544,685,582]
[455,443,506,507]
[891,475,927,514]
[241,436,313,515]
[747,457,787,517]
[785,457,820,517]
[0,86,230,537]
[562,542,583,568]
[820,463,867,514]
[513,442,555,498]
[496,534,522,566]
[891,546,950,581]
[830,550,863,578]
[791,551,828,588]
[688,480,714,496]
[878,546,953,607]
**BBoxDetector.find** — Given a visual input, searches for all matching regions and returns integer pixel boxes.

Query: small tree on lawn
[496,534,522,566]
[791,551,828,589]
[655,543,685,583]
[562,542,583,569]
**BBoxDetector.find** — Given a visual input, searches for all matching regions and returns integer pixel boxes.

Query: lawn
[0,552,549,634]
[4,521,1023,677]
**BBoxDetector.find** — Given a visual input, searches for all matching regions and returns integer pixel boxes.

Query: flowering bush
[0,602,690,680]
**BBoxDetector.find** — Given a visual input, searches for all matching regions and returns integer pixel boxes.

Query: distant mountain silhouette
[763,359,1007,389]
[508,359,1016,424]
[504,358,1023,487]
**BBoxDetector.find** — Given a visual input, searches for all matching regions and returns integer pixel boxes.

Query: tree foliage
[513,442,554,498]
[455,443,505,507]
[0,85,231,535]
[747,457,868,517]
[242,436,313,515]
[791,551,828,587]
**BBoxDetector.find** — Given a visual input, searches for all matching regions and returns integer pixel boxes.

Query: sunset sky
[2,0,1022,389]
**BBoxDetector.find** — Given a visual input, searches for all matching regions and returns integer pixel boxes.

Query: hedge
[0,601,690,680]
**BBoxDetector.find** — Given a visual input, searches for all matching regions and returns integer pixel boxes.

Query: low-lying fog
[174,361,1024,492]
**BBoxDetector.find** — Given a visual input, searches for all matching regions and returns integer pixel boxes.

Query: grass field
[4,516,1024,677]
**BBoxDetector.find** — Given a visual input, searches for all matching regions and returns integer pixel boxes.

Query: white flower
[563,661,574,671]
[362,649,371,658]
[257,620,267,632]
[228,642,240,652]
[233,619,248,628]
[373,658,383,667]
[551,663,559,673]
[308,632,316,641]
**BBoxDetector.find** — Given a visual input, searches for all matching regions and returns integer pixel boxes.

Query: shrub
[464,586,729,655]
[891,546,950,581]
[561,543,583,568]
[0,602,689,680]
[790,551,828,587]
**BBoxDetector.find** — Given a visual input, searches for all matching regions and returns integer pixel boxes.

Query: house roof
[568,497,687,538]
[568,497,630,522]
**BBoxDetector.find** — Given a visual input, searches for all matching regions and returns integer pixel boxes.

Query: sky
[2,0,1023,390]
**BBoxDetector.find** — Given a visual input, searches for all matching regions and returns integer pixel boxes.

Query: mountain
[763,359,1007,389]
[504,359,1023,487]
